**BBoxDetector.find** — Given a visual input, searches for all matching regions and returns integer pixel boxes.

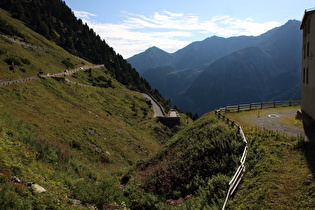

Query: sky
[63,0,313,58]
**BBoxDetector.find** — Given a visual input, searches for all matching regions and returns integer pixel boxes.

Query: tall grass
[227,121,315,209]
[123,113,245,209]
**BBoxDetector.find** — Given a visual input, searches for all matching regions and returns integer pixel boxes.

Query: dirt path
[226,106,305,138]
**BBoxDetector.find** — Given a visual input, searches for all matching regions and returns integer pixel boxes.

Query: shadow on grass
[302,123,315,175]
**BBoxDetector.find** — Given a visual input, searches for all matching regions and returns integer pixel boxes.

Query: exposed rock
[10,176,21,183]
[31,183,47,193]
[88,128,98,135]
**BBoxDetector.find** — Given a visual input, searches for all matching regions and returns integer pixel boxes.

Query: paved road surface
[0,65,104,86]
[142,93,165,117]
[0,64,166,119]
[227,107,305,138]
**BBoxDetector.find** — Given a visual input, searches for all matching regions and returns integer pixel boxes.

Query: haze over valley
[128,20,302,115]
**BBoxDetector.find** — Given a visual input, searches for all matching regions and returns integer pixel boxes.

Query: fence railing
[218,100,301,114]
[217,99,301,209]
[215,109,248,210]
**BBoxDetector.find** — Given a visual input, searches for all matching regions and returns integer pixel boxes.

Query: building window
[303,68,305,83]
[304,44,306,59]
[308,18,311,34]
[306,67,309,84]
[307,42,310,57]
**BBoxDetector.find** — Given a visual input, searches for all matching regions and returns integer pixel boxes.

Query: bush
[124,114,244,208]
[72,178,123,208]
[5,57,22,66]
[21,58,31,65]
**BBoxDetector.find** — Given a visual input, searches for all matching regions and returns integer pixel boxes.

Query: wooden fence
[218,100,301,114]
[215,109,248,210]
[217,100,301,209]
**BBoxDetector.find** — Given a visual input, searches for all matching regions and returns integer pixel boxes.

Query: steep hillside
[173,20,302,115]
[122,112,244,209]
[172,35,260,69]
[0,9,90,80]
[142,65,202,98]
[127,46,174,75]
[0,0,170,110]
[0,8,243,208]
[128,20,302,115]
[0,6,179,209]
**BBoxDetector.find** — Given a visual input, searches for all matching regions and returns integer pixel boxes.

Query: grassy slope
[122,112,245,209]
[0,8,89,80]
[0,9,181,208]
[225,108,315,209]
[2,5,313,209]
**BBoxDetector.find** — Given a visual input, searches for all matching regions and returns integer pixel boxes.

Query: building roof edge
[300,8,315,30]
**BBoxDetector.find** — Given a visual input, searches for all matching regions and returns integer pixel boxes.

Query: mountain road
[142,93,165,117]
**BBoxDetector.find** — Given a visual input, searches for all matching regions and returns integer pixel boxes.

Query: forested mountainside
[0,0,170,109]
[128,20,302,115]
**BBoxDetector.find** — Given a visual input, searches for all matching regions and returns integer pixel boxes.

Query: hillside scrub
[123,113,245,209]
[0,2,250,209]
[0,80,243,209]
[0,74,179,208]
[0,17,89,81]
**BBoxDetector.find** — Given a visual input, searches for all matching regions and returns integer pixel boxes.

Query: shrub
[5,57,22,66]
[21,58,31,65]
[72,178,123,208]
[124,114,244,208]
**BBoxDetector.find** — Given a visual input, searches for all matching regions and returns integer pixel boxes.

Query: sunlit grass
[224,108,315,209]
[0,8,90,80]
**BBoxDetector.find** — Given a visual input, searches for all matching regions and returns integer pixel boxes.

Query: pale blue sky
[63,0,313,58]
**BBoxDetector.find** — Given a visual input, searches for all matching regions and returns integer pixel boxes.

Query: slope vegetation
[0,0,170,110]
[0,7,177,209]
[225,108,315,209]
[122,113,244,209]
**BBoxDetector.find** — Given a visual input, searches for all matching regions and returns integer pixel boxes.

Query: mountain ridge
[128,20,302,115]
[0,2,313,209]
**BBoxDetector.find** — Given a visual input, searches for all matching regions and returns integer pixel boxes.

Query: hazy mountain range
[128,20,302,115]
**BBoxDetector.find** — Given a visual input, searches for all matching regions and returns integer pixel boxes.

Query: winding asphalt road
[0,64,166,118]
[0,65,104,86]
[141,93,165,117]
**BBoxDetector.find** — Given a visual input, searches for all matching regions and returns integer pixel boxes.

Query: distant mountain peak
[144,46,167,53]
[146,46,161,51]
[127,46,173,74]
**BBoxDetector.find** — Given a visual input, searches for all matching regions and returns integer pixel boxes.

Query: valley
[128,20,302,115]
[0,1,314,209]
